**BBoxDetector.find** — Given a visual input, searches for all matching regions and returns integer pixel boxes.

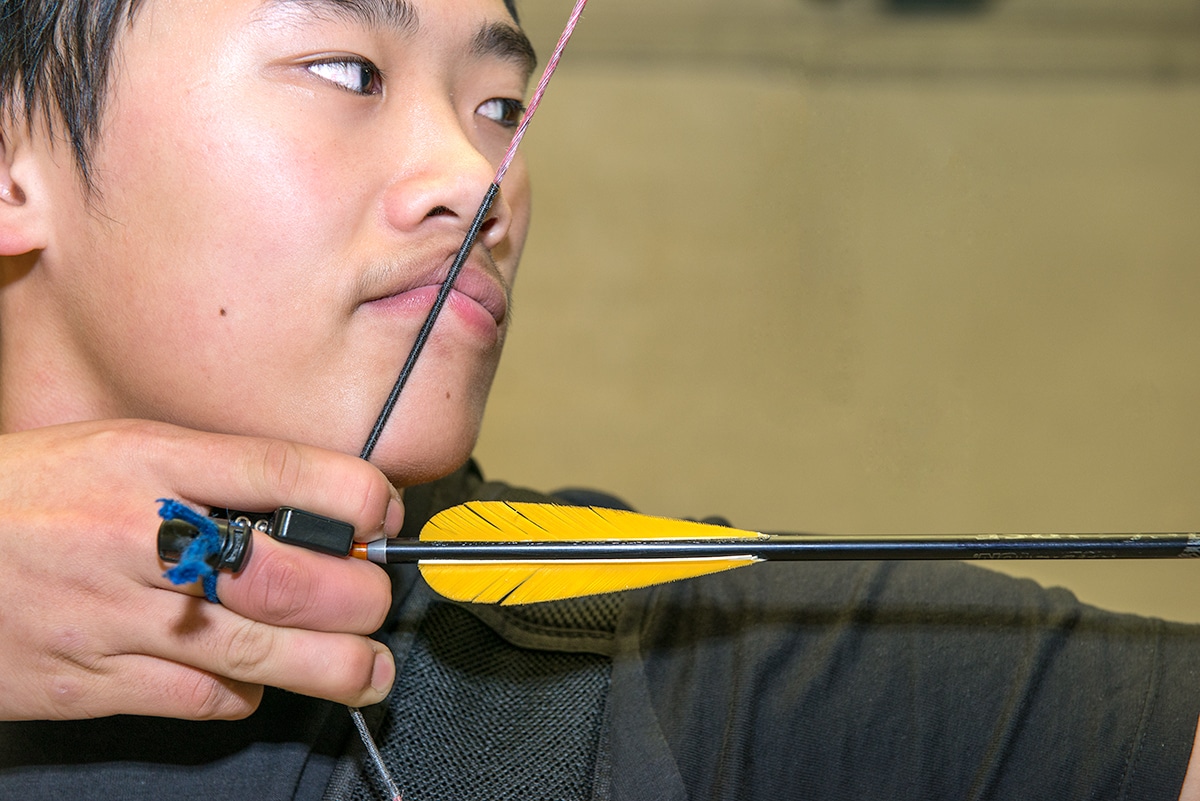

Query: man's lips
[362,260,509,331]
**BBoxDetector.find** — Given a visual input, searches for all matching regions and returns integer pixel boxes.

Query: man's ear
[0,121,51,257]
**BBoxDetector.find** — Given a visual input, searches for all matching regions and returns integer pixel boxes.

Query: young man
[2,1,1200,799]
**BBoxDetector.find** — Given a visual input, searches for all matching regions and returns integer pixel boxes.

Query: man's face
[26,0,533,484]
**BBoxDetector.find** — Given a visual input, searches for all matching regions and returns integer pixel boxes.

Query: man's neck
[0,267,121,434]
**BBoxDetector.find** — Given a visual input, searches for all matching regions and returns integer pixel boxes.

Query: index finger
[145,426,402,540]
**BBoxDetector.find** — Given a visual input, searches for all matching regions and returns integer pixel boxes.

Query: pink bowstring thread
[493,0,590,185]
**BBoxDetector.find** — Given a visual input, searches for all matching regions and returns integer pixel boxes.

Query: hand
[0,419,401,721]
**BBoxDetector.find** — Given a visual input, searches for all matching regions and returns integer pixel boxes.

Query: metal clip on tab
[157,507,356,572]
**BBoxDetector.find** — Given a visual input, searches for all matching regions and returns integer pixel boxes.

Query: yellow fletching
[418,502,760,605]
[421,501,754,542]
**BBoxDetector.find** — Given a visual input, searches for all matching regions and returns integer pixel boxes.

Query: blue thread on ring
[157,499,222,603]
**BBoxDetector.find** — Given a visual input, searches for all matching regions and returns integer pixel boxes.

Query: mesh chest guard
[331,590,622,801]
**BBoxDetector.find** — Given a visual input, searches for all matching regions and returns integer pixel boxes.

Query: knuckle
[360,571,392,632]
[219,618,276,676]
[352,470,390,526]
[350,487,376,531]
[43,625,101,674]
[98,419,171,458]
[318,459,387,533]
[251,557,314,625]
[257,439,306,498]
[41,675,88,718]
[37,627,107,717]
[180,672,258,721]
[326,643,378,701]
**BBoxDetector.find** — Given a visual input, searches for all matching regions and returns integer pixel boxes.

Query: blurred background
[474,0,1200,621]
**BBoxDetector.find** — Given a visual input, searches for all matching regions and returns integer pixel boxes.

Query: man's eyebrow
[255,2,535,81]
[473,22,538,83]
[256,0,418,35]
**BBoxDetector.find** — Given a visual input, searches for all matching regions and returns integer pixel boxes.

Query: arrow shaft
[358,532,1200,564]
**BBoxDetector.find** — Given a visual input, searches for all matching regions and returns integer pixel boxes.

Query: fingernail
[384,497,404,535]
[371,647,395,695]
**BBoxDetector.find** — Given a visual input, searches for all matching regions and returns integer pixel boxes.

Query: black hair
[0,0,143,190]
[0,0,521,192]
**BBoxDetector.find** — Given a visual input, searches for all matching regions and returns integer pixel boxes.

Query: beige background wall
[475,0,1200,621]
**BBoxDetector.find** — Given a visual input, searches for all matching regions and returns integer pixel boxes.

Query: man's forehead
[252,0,535,79]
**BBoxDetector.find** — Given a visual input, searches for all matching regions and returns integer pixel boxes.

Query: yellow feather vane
[417,501,760,605]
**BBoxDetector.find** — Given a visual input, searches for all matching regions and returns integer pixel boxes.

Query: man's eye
[307,59,382,95]
[476,98,526,128]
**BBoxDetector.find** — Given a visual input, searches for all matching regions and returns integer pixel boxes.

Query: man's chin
[361,421,483,489]
[350,360,499,486]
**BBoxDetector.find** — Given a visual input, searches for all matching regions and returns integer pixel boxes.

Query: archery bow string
[350,2,592,798]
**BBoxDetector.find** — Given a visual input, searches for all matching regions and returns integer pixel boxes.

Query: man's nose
[380,108,513,252]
